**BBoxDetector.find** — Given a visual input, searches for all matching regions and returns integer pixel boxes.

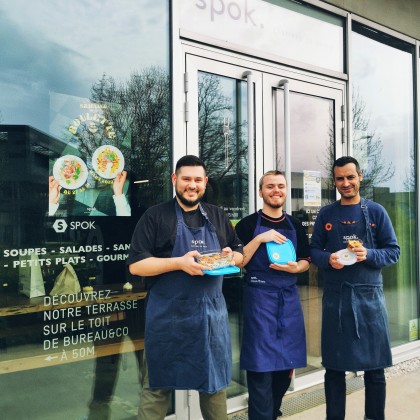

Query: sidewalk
[284,358,420,419]
[230,357,420,420]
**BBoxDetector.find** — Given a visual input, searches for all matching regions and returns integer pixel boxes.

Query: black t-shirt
[235,211,311,261]
[127,198,243,265]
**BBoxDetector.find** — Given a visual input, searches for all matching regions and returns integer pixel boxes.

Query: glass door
[262,73,345,387]
[185,54,263,417]
[183,48,345,417]
[185,55,264,216]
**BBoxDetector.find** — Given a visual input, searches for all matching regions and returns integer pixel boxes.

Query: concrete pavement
[284,364,420,419]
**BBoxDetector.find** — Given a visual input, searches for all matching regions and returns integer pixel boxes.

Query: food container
[196,252,233,270]
[266,240,296,264]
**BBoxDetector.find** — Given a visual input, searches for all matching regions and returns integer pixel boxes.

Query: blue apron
[321,199,392,371]
[145,201,232,393]
[240,211,306,372]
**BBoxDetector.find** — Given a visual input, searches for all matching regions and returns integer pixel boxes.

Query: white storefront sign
[179,0,344,72]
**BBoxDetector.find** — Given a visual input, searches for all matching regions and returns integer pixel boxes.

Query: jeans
[324,368,386,420]
[247,370,292,420]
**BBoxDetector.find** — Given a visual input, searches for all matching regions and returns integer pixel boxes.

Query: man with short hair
[235,170,310,420]
[128,155,243,420]
[311,156,400,420]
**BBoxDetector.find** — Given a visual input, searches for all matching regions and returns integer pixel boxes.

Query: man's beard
[263,196,284,209]
[176,189,203,208]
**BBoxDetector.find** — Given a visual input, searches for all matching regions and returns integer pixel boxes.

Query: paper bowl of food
[196,252,233,270]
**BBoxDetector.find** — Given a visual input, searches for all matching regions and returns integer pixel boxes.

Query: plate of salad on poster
[53,155,88,190]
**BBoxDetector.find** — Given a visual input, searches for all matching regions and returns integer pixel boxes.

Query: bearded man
[128,155,243,420]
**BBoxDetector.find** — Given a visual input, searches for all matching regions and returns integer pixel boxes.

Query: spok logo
[53,219,68,233]
[52,220,96,233]
[191,239,206,247]
[343,235,359,241]
[195,0,257,26]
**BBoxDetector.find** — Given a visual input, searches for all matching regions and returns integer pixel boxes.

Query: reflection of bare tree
[90,67,171,211]
[403,149,415,192]
[352,89,394,199]
[319,104,336,199]
[197,74,248,213]
[322,89,395,200]
[198,74,248,179]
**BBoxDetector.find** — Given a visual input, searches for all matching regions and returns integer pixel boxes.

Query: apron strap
[253,210,263,237]
[276,290,285,337]
[360,198,375,248]
[275,284,297,337]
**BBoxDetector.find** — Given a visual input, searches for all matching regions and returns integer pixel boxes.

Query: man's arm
[364,205,400,268]
[129,251,207,277]
[113,194,131,216]
[113,171,131,216]
[219,209,244,265]
[269,259,310,273]
[49,176,61,216]
[231,251,245,267]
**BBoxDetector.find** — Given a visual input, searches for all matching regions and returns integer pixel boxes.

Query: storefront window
[0,0,171,418]
[351,23,418,346]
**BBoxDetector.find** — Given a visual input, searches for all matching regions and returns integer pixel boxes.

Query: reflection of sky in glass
[290,94,333,175]
[0,0,169,131]
[352,32,414,192]
[277,91,333,177]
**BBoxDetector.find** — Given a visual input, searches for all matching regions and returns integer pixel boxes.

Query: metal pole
[279,79,291,215]
[243,71,255,214]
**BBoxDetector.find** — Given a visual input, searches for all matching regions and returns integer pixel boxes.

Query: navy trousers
[325,368,386,420]
[247,370,292,420]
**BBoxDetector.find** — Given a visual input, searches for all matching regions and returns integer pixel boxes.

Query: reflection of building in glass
[0,125,61,246]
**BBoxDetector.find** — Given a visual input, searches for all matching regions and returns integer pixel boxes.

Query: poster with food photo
[48,92,131,217]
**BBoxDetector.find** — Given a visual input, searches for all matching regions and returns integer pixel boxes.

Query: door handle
[243,71,255,214]
[278,79,292,215]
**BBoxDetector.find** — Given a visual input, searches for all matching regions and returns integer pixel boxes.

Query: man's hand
[179,250,206,276]
[49,176,61,204]
[256,229,287,244]
[270,261,299,273]
[329,253,344,270]
[113,170,127,196]
[221,247,235,264]
[270,260,310,274]
[351,244,368,262]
